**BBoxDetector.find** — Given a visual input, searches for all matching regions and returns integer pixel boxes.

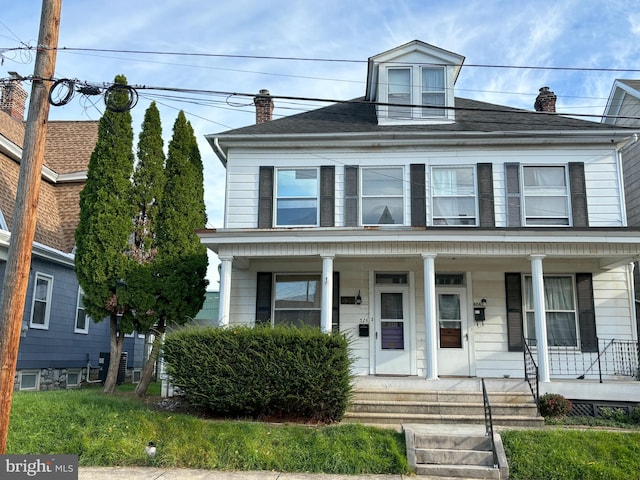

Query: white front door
[436,287,470,376]
[374,284,411,375]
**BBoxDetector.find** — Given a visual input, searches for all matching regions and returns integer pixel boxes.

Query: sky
[2,0,640,286]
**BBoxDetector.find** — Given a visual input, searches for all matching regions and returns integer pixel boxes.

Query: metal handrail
[523,339,540,413]
[481,378,499,469]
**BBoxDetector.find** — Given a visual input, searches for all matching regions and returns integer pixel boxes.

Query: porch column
[422,253,438,380]
[321,254,335,333]
[530,254,550,383]
[218,255,233,327]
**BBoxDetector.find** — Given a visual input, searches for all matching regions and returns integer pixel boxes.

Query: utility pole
[0,0,62,453]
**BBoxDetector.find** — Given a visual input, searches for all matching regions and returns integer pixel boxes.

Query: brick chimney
[254,89,273,124]
[0,73,28,121]
[534,86,556,113]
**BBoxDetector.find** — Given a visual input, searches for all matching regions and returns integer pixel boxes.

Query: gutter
[205,135,227,167]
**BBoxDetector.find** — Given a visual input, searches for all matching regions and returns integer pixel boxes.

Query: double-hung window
[524,275,578,347]
[361,167,404,225]
[30,272,53,329]
[387,68,411,119]
[75,287,89,334]
[273,274,321,328]
[421,67,445,117]
[523,166,570,226]
[275,168,319,226]
[432,166,477,225]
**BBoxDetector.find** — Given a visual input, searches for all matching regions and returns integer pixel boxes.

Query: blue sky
[3,0,640,284]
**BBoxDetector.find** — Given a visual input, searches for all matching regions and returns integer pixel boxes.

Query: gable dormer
[365,40,464,126]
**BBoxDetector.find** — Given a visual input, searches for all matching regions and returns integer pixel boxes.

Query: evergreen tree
[149,112,208,392]
[74,74,135,394]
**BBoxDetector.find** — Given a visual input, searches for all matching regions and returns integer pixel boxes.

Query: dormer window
[388,68,411,119]
[387,66,446,119]
[421,67,445,117]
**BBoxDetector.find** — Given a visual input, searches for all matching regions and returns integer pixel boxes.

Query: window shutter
[255,272,273,325]
[505,163,521,227]
[320,166,335,227]
[332,272,340,332]
[576,273,597,352]
[258,166,274,228]
[410,164,426,227]
[505,272,524,351]
[344,166,359,227]
[569,162,588,227]
[477,163,495,227]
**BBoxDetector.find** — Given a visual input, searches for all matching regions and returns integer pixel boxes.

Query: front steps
[342,377,543,428]
[405,424,509,479]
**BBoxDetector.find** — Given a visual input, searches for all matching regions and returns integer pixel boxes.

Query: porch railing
[524,338,639,383]
[523,339,540,413]
[481,378,499,469]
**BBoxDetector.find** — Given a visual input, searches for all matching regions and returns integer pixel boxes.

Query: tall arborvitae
[153,111,208,363]
[74,74,135,394]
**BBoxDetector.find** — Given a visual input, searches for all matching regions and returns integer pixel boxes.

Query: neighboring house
[200,41,640,399]
[603,79,640,337]
[0,77,144,390]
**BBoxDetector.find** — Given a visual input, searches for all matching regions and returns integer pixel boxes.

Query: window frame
[66,370,81,388]
[74,287,89,334]
[387,67,412,119]
[383,65,448,121]
[524,274,579,348]
[274,167,320,227]
[360,166,405,226]
[522,165,571,226]
[431,165,478,226]
[19,370,40,391]
[272,273,322,328]
[420,66,446,117]
[29,272,53,330]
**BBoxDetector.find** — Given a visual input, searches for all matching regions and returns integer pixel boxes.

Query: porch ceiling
[199,227,640,268]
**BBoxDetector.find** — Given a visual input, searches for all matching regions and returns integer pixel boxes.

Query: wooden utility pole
[0,0,62,453]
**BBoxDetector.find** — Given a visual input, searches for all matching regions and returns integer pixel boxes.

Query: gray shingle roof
[215,97,625,137]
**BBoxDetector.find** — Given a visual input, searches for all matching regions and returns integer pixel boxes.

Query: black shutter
[576,273,597,352]
[569,162,588,227]
[410,164,426,227]
[344,166,359,227]
[320,166,335,227]
[332,272,340,332]
[505,163,521,227]
[258,166,274,228]
[477,163,495,227]
[255,272,273,325]
[505,272,524,351]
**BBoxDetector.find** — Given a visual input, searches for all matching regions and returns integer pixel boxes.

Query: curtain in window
[525,276,577,346]
[422,68,444,91]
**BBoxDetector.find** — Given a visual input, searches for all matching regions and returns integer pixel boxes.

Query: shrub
[539,393,572,417]
[163,325,353,423]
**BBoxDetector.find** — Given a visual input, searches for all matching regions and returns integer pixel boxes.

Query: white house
[200,41,640,394]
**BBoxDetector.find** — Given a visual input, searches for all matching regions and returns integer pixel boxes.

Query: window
[66,370,81,388]
[19,370,39,391]
[30,273,53,329]
[421,67,445,117]
[273,274,321,328]
[388,68,411,118]
[361,167,404,225]
[275,168,319,226]
[375,273,408,285]
[524,275,578,347]
[432,166,477,225]
[75,287,89,334]
[523,166,569,226]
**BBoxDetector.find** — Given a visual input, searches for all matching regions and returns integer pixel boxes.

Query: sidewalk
[79,467,409,479]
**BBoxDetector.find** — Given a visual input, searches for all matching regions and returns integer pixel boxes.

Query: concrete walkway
[79,467,409,479]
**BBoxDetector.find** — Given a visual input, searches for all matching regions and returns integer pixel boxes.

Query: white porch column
[321,254,335,333]
[530,254,550,383]
[218,255,233,327]
[422,253,438,380]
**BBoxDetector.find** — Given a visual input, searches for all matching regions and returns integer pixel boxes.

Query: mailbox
[474,307,486,322]
[358,324,370,337]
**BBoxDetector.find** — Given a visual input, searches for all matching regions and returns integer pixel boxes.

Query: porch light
[356,290,362,305]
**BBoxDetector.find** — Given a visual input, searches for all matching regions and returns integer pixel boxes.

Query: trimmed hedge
[163,325,353,422]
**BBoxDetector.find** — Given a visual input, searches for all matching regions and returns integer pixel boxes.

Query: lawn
[7,385,640,479]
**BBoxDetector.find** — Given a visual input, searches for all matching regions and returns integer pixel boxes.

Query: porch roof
[198,227,640,269]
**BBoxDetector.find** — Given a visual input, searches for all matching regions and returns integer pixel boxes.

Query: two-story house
[0,77,144,390]
[200,41,640,397]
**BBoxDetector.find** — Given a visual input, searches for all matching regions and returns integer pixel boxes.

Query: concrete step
[415,464,501,479]
[416,447,495,467]
[343,411,544,427]
[353,389,533,404]
[414,434,492,451]
[348,399,538,416]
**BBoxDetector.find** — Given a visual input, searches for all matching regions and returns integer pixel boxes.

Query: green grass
[502,429,640,480]
[6,385,408,474]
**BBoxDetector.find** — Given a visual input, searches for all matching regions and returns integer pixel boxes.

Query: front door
[374,284,411,375]
[436,288,470,376]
